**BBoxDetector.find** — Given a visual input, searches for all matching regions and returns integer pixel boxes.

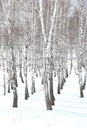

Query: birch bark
[78,0,84,97]
[39,0,58,110]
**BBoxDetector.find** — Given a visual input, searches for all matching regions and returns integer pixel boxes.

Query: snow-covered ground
[0,68,87,130]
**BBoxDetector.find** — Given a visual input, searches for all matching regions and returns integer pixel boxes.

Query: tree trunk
[78,0,85,97]
[61,75,65,90]
[49,72,55,105]
[13,87,18,107]
[39,0,58,110]
[3,60,6,95]
[10,37,18,107]
[41,71,44,85]
[25,87,29,100]
[31,62,36,94]
[19,38,24,83]
[8,2,18,108]
[65,68,68,78]
[45,94,52,110]
[70,48,73,74]
[4,84,6,96]
[80,88,84,98]
[19,65,24,83]
[80,74,86,98]
[15,75,18,87]
[8,83,10,93]
[60,78,63,90]
[7,63,12,93]
[41,78,44,85]
[44,78,52,110]
[57,74,61,94]
[24,44,29,100]
[31,76,36,94]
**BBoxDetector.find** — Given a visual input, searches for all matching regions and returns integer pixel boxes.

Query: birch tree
[39,0,58,110]
[78,0,85,97]
[24,18,30,100]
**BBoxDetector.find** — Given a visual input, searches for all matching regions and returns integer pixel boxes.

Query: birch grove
[0,0,87,110]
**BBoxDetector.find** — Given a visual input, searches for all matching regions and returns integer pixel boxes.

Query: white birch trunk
[31,0,36,95]
[78,0,84,97]
[3,56,6,95]
[24,43,29,100]
[19,37,24,83]
[39,0,58,110]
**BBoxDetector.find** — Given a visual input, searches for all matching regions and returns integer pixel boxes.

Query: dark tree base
[80,89,84,98]
[45,95,52,110]
[57,84,61,94]
[25,87,29,100]
[13,88,18,107]
[41,79,44,85]
[8,83,10,93]
[31,81,36,95]
[21,76,24,83]
[4,84,6,95]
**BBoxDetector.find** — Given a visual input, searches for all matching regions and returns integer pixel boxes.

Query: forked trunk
[39,0,58,110]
